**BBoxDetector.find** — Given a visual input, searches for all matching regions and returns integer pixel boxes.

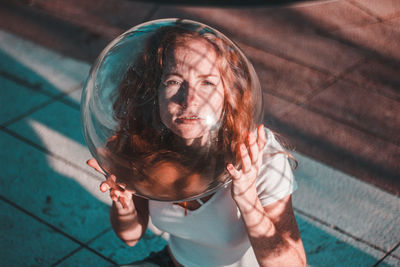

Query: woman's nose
[180,83,198,107]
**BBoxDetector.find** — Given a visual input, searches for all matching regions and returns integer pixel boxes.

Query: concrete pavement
[0,0,399,266]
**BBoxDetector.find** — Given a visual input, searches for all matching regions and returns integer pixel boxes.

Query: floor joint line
[0,126,103,182]
[345,0,382,22]
[373,240,400,266]
[51,227,113,266]
[293,207,397,258]
[0,194,117,265]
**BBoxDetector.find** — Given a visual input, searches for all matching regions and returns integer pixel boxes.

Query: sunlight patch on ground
[0,30,89,92]
[28,118,112,206]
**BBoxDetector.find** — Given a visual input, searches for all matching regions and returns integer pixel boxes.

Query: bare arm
[227,125,306,266]
[88,159,149,247]
[234,193,306,266]
[109,194,149,247]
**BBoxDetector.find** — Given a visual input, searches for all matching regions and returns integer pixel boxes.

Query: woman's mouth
[175,115,202,124]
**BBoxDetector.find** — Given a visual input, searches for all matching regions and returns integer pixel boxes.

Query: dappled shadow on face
[158,37,224,145]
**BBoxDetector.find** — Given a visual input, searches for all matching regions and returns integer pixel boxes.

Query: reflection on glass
[81,19,263,201]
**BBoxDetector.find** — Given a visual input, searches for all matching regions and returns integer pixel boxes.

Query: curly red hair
[102,22,259,196]
[110,22,255,157]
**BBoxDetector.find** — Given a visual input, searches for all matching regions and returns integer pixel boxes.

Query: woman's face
[158,38,225,145]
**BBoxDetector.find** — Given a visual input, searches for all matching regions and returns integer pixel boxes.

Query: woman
[88,21,306,266]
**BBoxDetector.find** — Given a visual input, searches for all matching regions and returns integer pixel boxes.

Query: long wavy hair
[104,22,256,192]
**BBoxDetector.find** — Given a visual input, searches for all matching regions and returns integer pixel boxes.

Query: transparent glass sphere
[81,18,263,202]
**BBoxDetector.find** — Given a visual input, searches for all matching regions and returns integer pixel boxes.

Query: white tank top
[149,128,296,267]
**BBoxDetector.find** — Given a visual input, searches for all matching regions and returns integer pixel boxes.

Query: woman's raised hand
[227,124,267,201]
[87,158,134,212]
[87,159,149,247]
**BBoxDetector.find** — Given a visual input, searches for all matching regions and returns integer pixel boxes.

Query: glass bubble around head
[81,18,263,202]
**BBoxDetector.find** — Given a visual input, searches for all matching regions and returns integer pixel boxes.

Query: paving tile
[240,42,332,103]
[7,100,93,170]
[305,79,400,146]
[27,0,156,36]
[150,4,365,75]
[89,229,167,265]
[350,0,400,20]
[56,247,113,267]
[0,0,156,64]
[263,92,299,120]
[0,30,90,96]
[268,102,400,195]
[295,212,385,267]
[57,84,83,111]
[4,100,111,204]
[152,0,375,33]
[62,84,84,108]
[292,151,400,252]
[0,76,51,125]
[0,3,110,63]
[333,18,400,62]
[381,255,400,267]
[0,130,111,242]
[0,200,80,266]
[292,0,378,30]
[391,243,400,257]
[344,57,400,102]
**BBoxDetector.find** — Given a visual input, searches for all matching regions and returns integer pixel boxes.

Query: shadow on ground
[0,22,392,266]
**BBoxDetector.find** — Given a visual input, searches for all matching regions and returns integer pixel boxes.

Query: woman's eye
[201,80,215,86]
[166,80,181,86]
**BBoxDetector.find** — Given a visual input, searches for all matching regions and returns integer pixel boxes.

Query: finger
[99,181,110,193]
[87,158,106,175]
[257,124,267,150]
[105,175,118,190]
[227,163,242,180]
[248,131,259,165]
[119,196,128,209]
[116,182,127,190]
[111,188,125,201]
[110,189,119,202]
[116,182,132,195]
[111,190,129,210]
[240,144,252,173]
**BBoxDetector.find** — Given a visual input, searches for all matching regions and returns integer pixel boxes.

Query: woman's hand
[87,159,149,247]
[87,158,134,214]
[227,124,267,204]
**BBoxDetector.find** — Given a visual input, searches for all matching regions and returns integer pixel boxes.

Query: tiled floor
[1,0,399,266]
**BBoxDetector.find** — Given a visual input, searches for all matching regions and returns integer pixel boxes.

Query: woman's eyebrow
[197,74,220,78]
[164,72,182,77]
